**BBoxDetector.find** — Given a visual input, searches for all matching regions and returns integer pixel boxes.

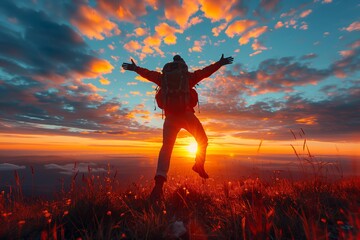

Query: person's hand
[218,54,234,66]
[122,59,137,71]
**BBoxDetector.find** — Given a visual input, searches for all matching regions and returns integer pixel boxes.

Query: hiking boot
[192,163,209,179]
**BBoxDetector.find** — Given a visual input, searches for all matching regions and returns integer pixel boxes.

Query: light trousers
[155,112,208,179]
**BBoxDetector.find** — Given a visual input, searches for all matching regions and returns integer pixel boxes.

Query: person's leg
[155,115,181,179]
[183,113,209,179]
[151,115,181,200]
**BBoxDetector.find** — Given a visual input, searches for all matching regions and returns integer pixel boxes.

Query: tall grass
[1,167,359,239]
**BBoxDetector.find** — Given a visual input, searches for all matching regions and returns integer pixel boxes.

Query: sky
[0,0,359,160]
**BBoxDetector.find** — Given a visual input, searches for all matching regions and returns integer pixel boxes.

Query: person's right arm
[122,59,162,86]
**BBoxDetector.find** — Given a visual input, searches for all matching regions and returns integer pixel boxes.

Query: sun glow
[187,142,198,154]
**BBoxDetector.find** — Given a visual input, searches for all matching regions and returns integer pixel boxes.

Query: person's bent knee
[197,137,208,148]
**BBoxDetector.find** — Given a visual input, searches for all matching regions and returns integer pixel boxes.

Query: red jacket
[135,61,222,115]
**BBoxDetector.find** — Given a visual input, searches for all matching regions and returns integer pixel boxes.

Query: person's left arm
[188,54,234,86]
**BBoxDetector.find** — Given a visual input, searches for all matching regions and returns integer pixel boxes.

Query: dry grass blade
[290,129,297,140]
[257,139,263,153]
[306,144,313,158]
[303,139,307,151]
[301,128,305,135]
[290,144,300,160]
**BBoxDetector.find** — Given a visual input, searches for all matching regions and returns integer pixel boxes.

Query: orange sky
[0,133,358,158]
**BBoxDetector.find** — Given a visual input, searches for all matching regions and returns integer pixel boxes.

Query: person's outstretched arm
[189,54,234,86]
[122,59,162,86]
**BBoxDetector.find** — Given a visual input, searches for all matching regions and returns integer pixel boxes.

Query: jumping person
[122,54,233,200]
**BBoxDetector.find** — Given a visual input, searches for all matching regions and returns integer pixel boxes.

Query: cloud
[0,0,114,82]
[99,78,110,85]
[252,39,267,51]
[0,163,26,171]
[342,21,360,32]
[330,41,360,78]
[225,20,257,38]
[96,0,149,23]
[260,0,280,12]
[189,39,207,52]
[0,1,155,140]
[299,9,312,18]
[123,40,142,53]
[134,27,148,36]
[200,83,360,141]
[274,21,284,29]
[212,22,228,37]
[201,57,330,105]
[69,4,121,40]
[155,22,182,45]
[163,0,199,29]
[44,162,106,175]
[300,53,317,60]
[239,26,268,45]
[199,0,247,23]
[188,16,203,27]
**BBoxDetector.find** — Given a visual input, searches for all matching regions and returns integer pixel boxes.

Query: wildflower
[18,220,26,225]
[107,211,112,216]
[120,212,125,217]
[43,210,51,218]
[63,211,69,216]
[163,210,167,215]
[321,218,327,223]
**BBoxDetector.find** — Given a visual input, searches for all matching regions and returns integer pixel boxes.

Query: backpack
[155,61,198,112]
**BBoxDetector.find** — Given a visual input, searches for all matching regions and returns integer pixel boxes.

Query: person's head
[173,55,185,64]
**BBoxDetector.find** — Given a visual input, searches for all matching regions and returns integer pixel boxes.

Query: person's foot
[192,163,209,179]
[149,175,166,202]
[149,185,163,202]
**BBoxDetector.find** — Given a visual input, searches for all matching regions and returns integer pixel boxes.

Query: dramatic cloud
[163,0,199,29]
[225,20,257,38]
[239,26,268,45]
[199,0,247,22]
[69,4,121,40]
[96,0,149,23]
[200,83,360,141]
[0,1,155,140]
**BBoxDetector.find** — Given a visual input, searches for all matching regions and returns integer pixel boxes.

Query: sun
[187,142,198,154]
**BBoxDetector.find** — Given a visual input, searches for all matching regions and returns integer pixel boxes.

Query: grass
[0,167,359,239]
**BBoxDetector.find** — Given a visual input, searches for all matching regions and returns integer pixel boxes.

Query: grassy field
[0,162,359,240]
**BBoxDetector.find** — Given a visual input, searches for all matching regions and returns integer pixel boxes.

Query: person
[122,54,233,200]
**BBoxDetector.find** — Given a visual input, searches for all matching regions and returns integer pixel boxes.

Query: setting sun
[187,142,198,154]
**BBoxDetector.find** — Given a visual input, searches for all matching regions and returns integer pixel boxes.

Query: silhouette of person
[122,54,233,200]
